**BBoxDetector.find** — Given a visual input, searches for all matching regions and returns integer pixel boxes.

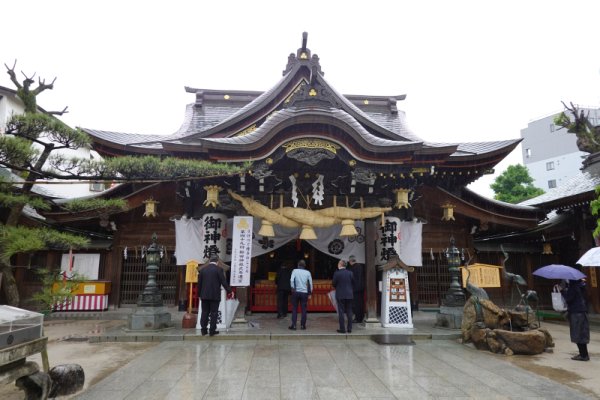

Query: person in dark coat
[332,259,354,333]
[347,255,365,323]
[198,254,232,336]
[275,262,292,319]
[561,278,590,361]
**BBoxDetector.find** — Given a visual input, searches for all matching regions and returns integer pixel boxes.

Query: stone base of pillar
[127,306,173,331]
[231,317,247,326]
[363,317,381,329]
[435,305,463,329]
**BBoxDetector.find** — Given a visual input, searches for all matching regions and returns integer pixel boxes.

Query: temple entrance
[250,240,340,312]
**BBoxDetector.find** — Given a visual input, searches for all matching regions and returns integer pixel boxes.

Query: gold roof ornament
[143,198,159,218]
[393,188,411,209]
[542,242,553,255]
[339,219,358,237]
[258,195,276,237]
[258,220,275,237]
[299,225,317,240]
[441,203,456,221]
[203,185,222,208]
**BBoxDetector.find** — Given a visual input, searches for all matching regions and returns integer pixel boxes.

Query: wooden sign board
[185,260,200,283]
[461,263,502,288]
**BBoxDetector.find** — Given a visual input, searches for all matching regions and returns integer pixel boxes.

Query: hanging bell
[339,219,358,237]
[299,225,317,240]
[258,220,275,237]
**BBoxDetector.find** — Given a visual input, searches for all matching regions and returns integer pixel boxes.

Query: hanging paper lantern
[258,220,275,237]
[143,198,159,217]
[339,219,358,237]
[203,185,222,208]
[441,203,455,221]
[393,188,411,209]
[299,225,317,240]
[542,243,553,255]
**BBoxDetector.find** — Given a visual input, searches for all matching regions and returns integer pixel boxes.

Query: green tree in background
[490,164,545,204]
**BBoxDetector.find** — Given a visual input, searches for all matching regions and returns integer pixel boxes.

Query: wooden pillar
[108,229,123,309]
[365,218,379,322]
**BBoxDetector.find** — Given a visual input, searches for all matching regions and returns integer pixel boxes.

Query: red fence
[250,283,335,312]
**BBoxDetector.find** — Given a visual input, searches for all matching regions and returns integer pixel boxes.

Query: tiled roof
[199,108,422,150]
[519,170,600,207]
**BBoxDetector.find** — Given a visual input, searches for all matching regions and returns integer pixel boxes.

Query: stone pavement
[73,338,593,400]
[56,310,596,400]
[84,310,461,343]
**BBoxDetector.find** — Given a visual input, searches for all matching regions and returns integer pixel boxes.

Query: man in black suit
[347,255,365,323]
[198,254,232,336]
[332,259,354,333]
[275,262,292,319]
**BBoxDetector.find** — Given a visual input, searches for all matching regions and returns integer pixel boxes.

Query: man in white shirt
[289,260,313,330]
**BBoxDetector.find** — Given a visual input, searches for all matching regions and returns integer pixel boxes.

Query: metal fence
[119,254,179,306]
[416,251,452,307]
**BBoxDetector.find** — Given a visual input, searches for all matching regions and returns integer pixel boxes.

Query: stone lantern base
[435,305,464,329]
[128,306,173,331]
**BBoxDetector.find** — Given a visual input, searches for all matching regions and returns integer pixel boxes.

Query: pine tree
[1,61,244,306]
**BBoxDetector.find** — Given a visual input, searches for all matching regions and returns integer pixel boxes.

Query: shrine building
[37,33,545,317]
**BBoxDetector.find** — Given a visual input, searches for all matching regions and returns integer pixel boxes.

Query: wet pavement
[73,337,593,400]
[1,310,598,399]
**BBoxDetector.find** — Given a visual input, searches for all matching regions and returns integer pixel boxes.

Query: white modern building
[0,85,102,198]
[520,107,600,190]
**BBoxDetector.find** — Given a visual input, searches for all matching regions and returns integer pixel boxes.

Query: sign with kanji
[460,263,502,288]
[185,260,199,283]
[376,216,401,264]
[230,216,253,287]
[200,213,227,261]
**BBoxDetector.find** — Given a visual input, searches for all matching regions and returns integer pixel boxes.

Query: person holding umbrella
[560,278,590,361]
[533,264,590,361]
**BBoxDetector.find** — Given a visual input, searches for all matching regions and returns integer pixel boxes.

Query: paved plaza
[74,338,593,400]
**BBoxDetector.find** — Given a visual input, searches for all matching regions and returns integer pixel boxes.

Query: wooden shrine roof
[82,34,520,178]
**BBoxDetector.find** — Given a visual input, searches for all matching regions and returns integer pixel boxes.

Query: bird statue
[500,245,528,306]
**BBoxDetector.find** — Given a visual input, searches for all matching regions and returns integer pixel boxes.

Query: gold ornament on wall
[143,198,159,218]
[203,185,222,208]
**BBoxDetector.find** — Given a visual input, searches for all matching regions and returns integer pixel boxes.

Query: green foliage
[553,104,600,153]
[590,186,600,238]
[30,268,84,312]
[490,164,545,203]
[79,155,246,180]
[0,192,50,210]
[0,225,89,263]
[62,198,127,212]
[0,135,39,167]
[5,113,90,148]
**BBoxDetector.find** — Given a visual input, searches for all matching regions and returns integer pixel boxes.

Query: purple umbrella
[533,264,586,280]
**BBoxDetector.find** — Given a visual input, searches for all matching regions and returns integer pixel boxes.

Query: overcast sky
[3,0,600,198]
